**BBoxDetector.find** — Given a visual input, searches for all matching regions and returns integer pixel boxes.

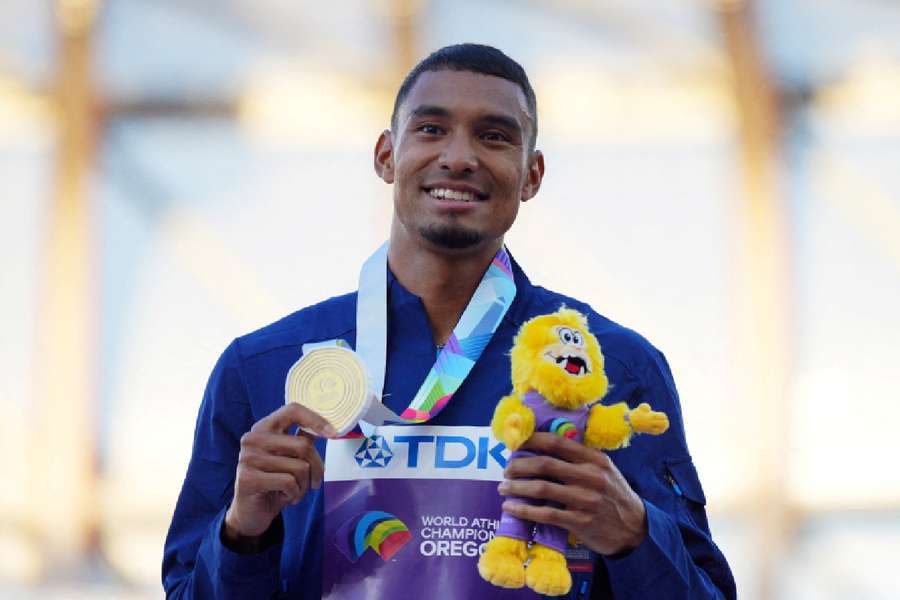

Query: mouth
[423,186,488,203]
[555,354,589,376]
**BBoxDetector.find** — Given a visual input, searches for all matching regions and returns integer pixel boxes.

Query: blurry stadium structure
[2,0,899,598]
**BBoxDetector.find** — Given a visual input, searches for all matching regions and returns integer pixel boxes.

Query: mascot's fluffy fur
[477,307,670,596]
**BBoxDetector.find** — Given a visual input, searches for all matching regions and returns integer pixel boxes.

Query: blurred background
[2,0,900,598]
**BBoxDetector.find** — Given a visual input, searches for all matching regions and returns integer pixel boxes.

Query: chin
[419,224,484,250]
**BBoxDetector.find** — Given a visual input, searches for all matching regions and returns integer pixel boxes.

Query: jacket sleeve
[602,349,737,599]
[162,340,283,599]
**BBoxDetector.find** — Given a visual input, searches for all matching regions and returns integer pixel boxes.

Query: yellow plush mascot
[477,307,669,596]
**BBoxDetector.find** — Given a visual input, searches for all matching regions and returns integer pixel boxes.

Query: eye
[557,327,574,345]
[481,130,509,142]
[571,331,585,347]
[417,123,444,135]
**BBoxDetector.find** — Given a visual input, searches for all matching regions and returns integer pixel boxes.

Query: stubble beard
[418,223,484,250]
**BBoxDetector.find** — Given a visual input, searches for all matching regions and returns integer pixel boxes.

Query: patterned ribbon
[394,249,516,423]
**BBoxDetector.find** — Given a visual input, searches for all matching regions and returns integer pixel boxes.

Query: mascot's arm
[585,402,670,450]
[628,402,669,435]
[491,394,535,451]
[584,402,633,450]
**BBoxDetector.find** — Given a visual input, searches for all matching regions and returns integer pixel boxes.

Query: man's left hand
[498,432,648,556]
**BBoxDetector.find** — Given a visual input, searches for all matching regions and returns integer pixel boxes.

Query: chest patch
[541,417,578,439]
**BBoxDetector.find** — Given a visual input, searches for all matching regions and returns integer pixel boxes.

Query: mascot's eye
[558,327,574,344]
[572,331,584,347]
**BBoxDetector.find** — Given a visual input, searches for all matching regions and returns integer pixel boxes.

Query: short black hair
[391,43,538,150]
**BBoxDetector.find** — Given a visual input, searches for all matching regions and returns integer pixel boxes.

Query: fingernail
[322,424,337,437]
[497,482,509,494]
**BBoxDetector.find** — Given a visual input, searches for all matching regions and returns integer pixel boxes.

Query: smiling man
[163,44,736,599]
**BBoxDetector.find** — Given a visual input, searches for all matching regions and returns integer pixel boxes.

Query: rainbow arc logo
[334,511,412,562]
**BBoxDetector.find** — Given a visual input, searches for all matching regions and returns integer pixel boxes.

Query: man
[163,44,736,599]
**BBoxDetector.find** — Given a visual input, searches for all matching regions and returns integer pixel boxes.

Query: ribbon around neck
[353,242,517,435]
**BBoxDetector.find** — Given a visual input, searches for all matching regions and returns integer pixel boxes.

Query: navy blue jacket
[162,256,736,599]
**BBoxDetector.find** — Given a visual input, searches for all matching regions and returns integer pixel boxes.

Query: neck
[388,221,502,346]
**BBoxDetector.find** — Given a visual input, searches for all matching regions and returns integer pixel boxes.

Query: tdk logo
[327,426,509,482]
[355,432,506,470]
[354,435,394,468]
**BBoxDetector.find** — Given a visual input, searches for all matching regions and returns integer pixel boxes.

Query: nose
[438,132,478,174]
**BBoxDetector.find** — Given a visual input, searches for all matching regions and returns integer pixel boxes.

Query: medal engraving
[285,346,370,435]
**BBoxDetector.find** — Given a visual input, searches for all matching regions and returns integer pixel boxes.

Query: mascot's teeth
[551,354,588,375]
[561,355,588,375]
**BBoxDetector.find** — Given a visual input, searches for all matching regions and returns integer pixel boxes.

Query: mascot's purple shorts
[495,390,590,553]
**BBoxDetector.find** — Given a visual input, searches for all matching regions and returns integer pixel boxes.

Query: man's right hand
[223,403,336,551]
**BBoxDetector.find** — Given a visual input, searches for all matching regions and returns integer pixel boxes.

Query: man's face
[377,69,543,252]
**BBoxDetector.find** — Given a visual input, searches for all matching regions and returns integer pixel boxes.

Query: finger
[504,454,602,486]
[239,469,303,503]
[240,432,325,489]
[295,432,325,489]
[241,430,319,459]
[242,452,316,492]
[498,478,598,511]
[253,403,337,437]
[520,432,607,465]
[501,500,574,531]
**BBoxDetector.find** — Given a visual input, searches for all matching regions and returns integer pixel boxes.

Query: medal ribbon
[355,242,516,429]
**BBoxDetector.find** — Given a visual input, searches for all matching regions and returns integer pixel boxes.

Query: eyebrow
[480,114,523,139]
[408,104,451,120]
[407,105,524,139]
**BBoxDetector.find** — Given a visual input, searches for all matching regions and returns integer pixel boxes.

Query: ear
[374,129,395,184]
[520,150,544,202]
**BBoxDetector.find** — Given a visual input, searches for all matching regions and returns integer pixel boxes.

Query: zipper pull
[577,577,591,599]
[667,473,683,497]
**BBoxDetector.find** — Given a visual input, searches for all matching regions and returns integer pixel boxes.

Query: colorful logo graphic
[354,435,394,468]
[334,511,412,562]
[545,417,577,439]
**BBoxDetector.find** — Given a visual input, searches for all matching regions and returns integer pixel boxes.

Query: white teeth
[428,188,476,202]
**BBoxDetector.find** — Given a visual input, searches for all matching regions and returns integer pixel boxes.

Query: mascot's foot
[477,536,527,589]
[525,543,572,596]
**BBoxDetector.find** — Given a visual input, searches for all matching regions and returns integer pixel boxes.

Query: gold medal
[285,346,370,435]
